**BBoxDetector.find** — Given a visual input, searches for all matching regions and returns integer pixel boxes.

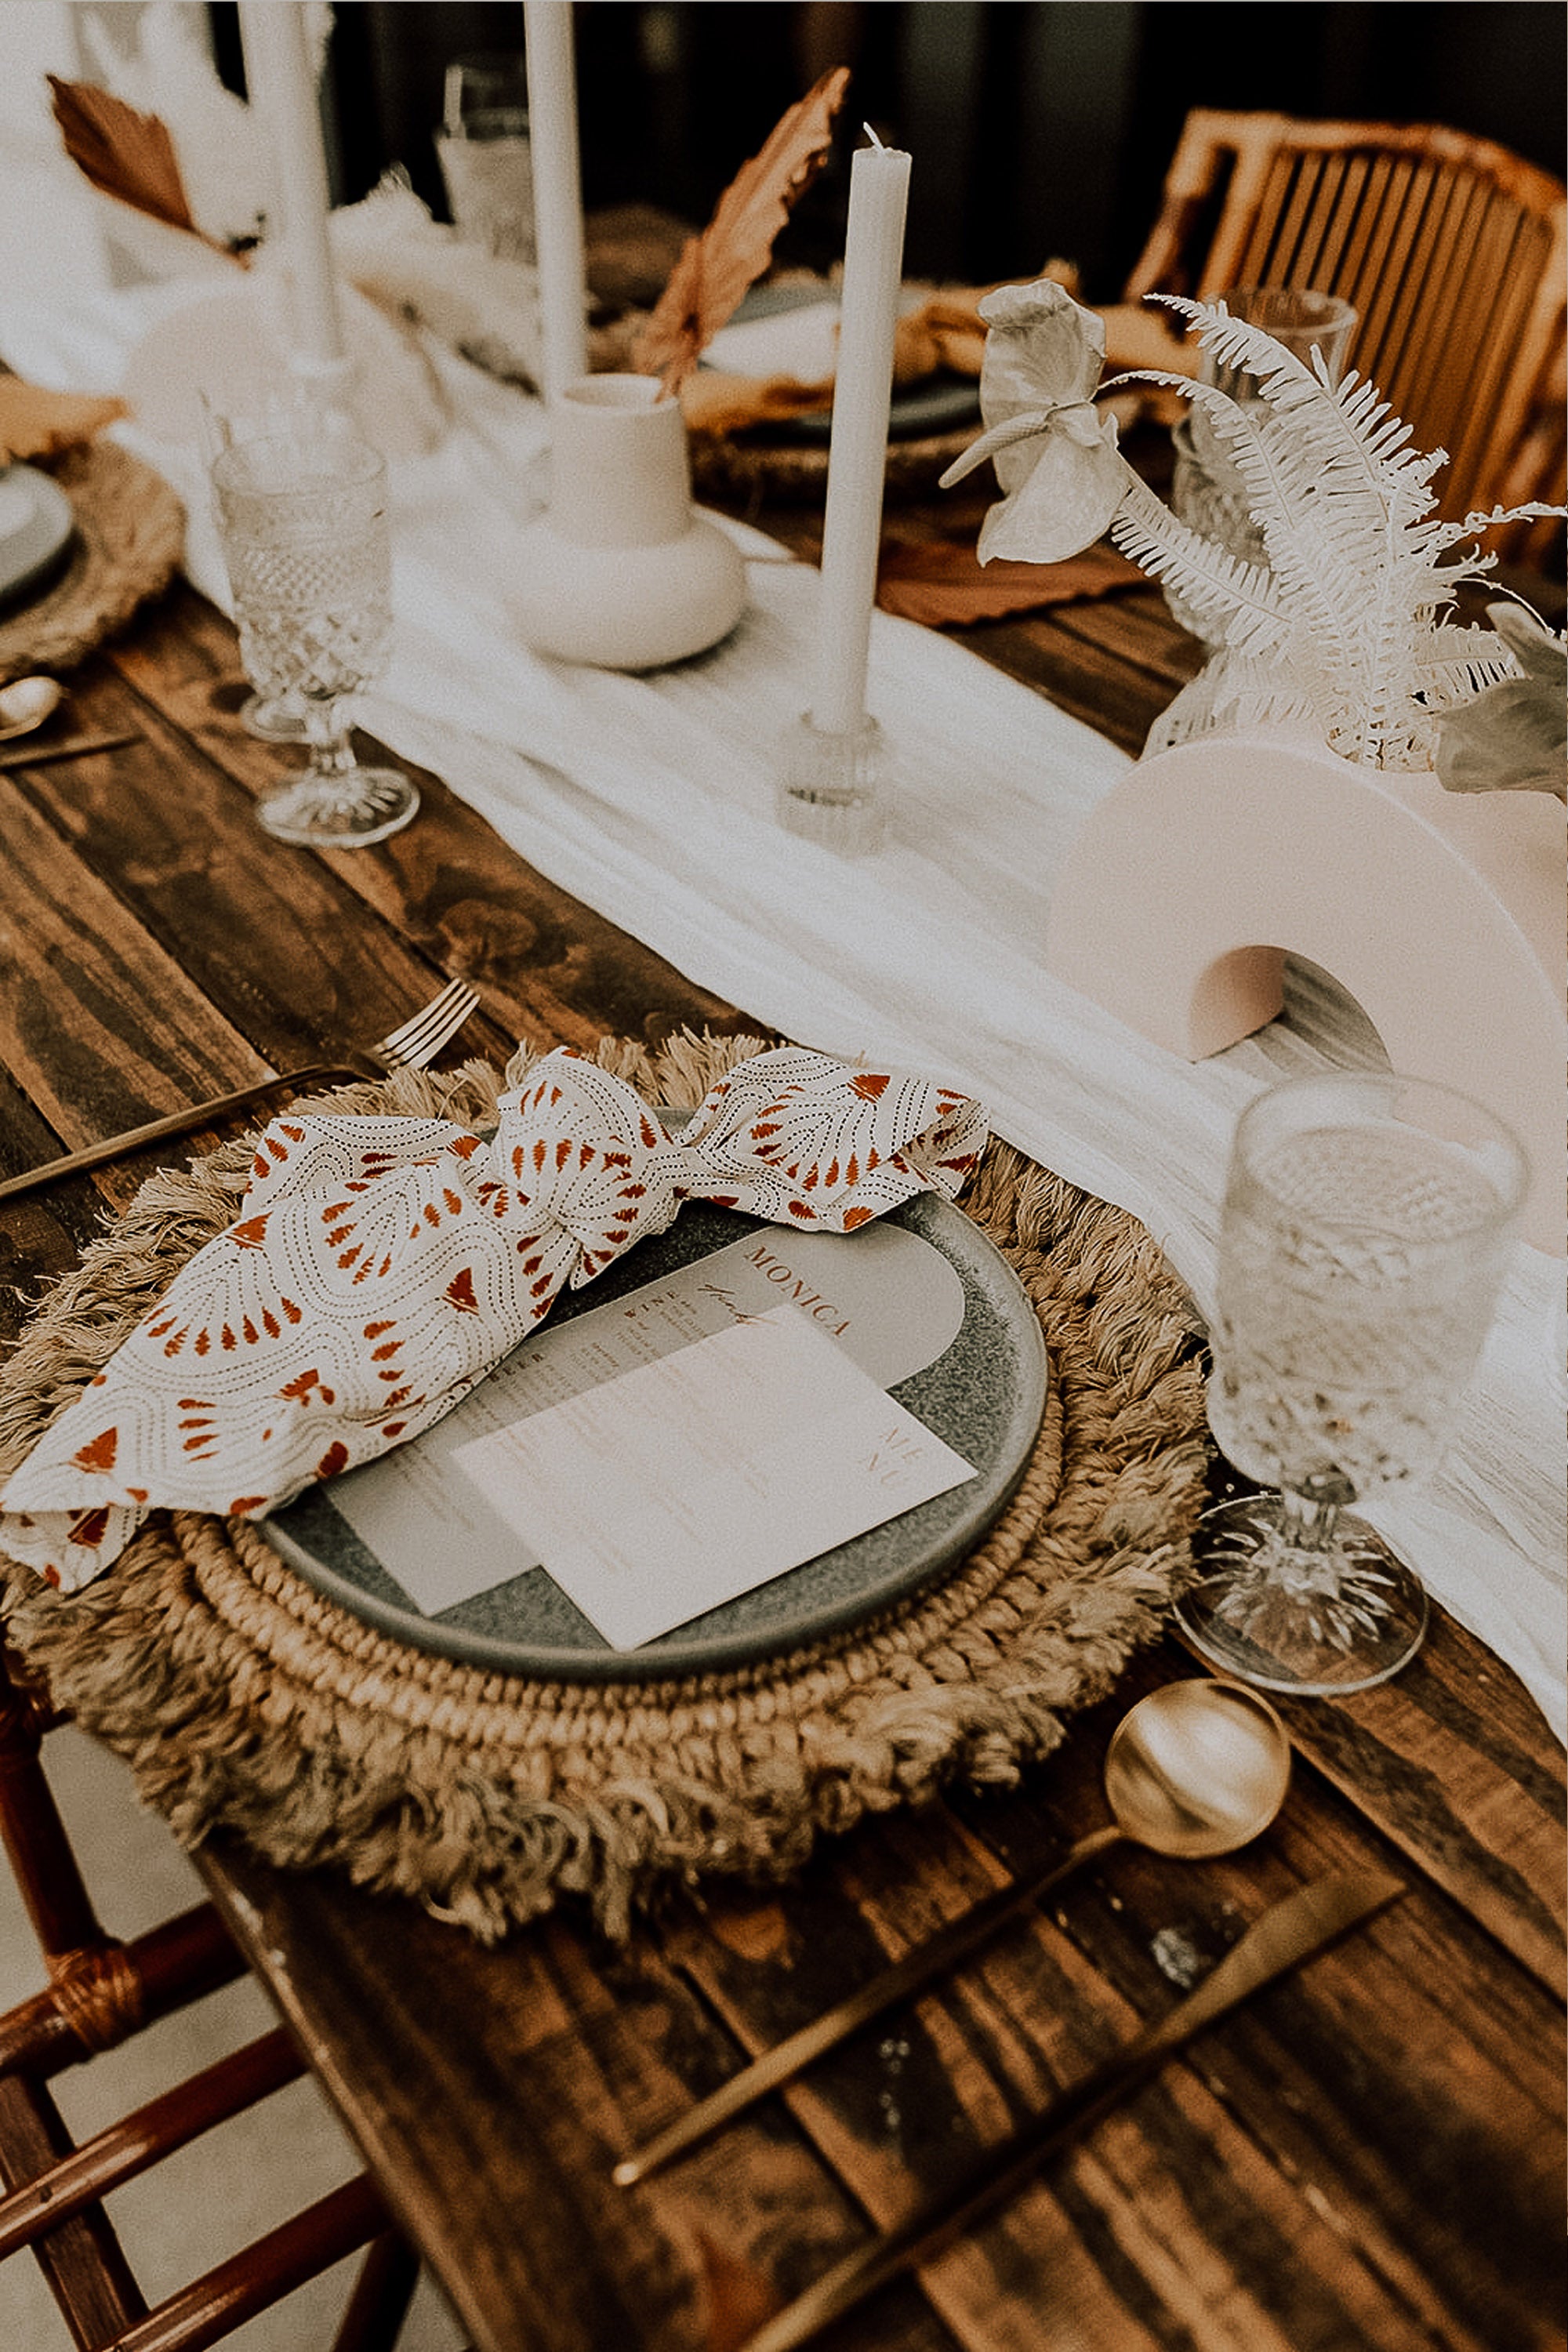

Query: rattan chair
[0,1642,425,2352]
[1124,108,1566,564]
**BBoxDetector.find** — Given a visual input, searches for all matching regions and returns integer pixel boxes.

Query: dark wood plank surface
[0,441,1560,2352]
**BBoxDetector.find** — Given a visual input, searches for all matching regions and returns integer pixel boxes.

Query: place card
[448,1305,976,1650]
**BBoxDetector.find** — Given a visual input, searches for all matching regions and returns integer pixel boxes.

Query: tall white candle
[238,2,348,388]
[811,133,911,738]
[523,0,588,402]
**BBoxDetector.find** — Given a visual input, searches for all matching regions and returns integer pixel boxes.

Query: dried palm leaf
[876,538,1144,626]
[630,67,851,394]
[47,74,236,260]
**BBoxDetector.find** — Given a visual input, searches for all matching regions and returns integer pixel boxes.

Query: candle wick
[862,122,885,151]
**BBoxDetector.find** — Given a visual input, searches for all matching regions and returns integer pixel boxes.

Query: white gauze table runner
[1,281,1560,1740]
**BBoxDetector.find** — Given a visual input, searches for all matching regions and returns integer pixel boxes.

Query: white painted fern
[943,281,1564,771]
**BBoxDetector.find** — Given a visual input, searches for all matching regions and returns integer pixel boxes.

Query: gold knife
[0,730,142,771]
[614,1820,1128,2189]
[735,1867,1404,2352]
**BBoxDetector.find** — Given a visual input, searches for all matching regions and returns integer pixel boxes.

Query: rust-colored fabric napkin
[677,366,833,437]
[0,1044,986,1593]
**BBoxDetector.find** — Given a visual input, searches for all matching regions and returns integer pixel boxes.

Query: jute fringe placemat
[688,421,977,506]
[0,442,184,687]
[0,1030,1209,1941]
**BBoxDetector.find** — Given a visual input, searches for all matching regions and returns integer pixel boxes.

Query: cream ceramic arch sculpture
[1045,730,1564,1254]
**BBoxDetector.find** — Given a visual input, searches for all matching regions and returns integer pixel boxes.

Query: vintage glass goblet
[435,51,535,264]
[211,429,419,849]
[1178,1071,1528,1695]
[239,685,307,744]
[1167,285,1359,644]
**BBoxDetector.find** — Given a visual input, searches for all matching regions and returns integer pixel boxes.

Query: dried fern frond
[1128,296,1564,766]
[1145,648,1322,757]
[954,281,1567,767]
[1109,471,1287,658]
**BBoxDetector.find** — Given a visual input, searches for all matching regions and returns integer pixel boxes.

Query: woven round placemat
[0,1030,1208,1941]
[688,421,977,505]
[0,441,185,687]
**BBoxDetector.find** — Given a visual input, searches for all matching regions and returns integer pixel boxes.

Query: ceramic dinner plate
[786,373,980,445]
[699,281,981,446]
[0,463,76,607]
[261,1186,1047,1682]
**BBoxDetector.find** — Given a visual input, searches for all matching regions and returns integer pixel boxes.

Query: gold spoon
[0,676,63,740]
[613,1677,1291,2187]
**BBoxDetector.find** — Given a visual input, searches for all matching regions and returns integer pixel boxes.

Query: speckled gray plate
[783,374,980,445]
[261,1189,1047,1683]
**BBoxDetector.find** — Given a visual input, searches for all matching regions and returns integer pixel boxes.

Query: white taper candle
[811,133,911,737]
[238,1,349,390]
[523,0,588,402]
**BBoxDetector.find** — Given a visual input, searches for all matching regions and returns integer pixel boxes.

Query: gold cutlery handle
[613,1822,1126,2188]
[0,730,143,771]
[0,1065,370,1203]
[739,1867,1406,2352]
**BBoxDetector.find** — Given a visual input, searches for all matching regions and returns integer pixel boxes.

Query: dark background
[209,2,1567,299]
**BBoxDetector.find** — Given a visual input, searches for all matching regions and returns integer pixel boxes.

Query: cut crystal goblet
[1178,1072,1528,1694]
[210,427,418,849]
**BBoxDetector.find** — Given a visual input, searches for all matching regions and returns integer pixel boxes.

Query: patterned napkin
[0,1045,985,1594]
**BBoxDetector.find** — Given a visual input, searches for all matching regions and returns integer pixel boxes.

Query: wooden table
[0,465,1561,2352]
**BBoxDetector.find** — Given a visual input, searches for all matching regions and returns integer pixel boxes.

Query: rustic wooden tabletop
[0,459,1561,2352]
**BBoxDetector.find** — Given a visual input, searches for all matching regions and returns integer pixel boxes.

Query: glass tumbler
[210,428,419,850]
[1179,1071,1528,1695]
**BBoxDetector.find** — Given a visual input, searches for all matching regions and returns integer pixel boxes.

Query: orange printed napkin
[0,1045,986,1593]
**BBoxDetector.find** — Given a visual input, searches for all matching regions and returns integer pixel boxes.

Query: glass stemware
[435,51,535,265]
[1178,1071,1528,1695]
[210,428,419,850]
[1167,285,1359,644]
[240,687,307,743]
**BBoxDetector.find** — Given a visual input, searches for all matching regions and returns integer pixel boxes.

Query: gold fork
[0,978,481,1203]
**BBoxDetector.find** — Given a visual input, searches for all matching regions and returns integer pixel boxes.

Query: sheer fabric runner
[0,283,1559,1737]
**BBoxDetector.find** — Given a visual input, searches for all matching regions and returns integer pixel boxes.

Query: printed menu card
[452,1305,975,1649]
[313,1218,976,1647]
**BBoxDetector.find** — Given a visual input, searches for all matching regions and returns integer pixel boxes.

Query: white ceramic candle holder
[510,376,746,670]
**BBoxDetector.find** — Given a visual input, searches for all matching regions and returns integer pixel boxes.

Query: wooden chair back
[1125,109,1566,562]
[0,1645,423,2351]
